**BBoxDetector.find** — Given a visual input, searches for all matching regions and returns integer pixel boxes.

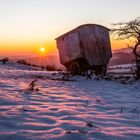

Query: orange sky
[0,41,58,57]
[0,37,132,57]
[0,0,139,57]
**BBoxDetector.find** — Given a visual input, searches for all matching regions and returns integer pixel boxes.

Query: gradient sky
[0,0,140,57]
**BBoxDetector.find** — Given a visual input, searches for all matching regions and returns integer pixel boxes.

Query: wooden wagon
[56,24,112,74]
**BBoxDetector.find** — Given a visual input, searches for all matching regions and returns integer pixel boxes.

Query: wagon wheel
[69,62,81,74]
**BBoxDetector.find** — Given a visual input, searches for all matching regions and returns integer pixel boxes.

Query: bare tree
[111,17,140,79]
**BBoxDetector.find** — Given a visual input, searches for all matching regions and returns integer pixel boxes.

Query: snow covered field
[0,62,140,140]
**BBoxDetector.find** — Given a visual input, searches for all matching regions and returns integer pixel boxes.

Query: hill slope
[0,62,140,140]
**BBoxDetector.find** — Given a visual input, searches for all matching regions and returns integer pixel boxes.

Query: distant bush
[46,65,62,71]
[31,64,37,67]
[16,59,62,71]
[46,65,58,71]
[17,59,28,65]
[0,57,9,64]
[40,66,47,70]
[57,68,63,71]
[27,63,31,66]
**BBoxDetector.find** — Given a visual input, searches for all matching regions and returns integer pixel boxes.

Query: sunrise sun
[40,47,45,52]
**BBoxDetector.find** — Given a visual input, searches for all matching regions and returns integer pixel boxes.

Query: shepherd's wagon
[56,24,112,74]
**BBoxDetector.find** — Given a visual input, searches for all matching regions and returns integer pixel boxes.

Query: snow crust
[0,62,140,140]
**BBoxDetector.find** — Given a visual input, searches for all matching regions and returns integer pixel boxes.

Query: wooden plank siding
[56,31,81,64]
[56,24,112,67]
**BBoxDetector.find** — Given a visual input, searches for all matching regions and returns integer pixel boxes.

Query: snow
[0,61,140,140]
[107,64,137,78]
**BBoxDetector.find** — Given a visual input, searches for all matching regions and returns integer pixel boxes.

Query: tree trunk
[136,59,140,79]
[133,40,140,79]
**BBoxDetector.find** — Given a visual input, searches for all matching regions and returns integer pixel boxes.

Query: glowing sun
[40,47,45,52]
